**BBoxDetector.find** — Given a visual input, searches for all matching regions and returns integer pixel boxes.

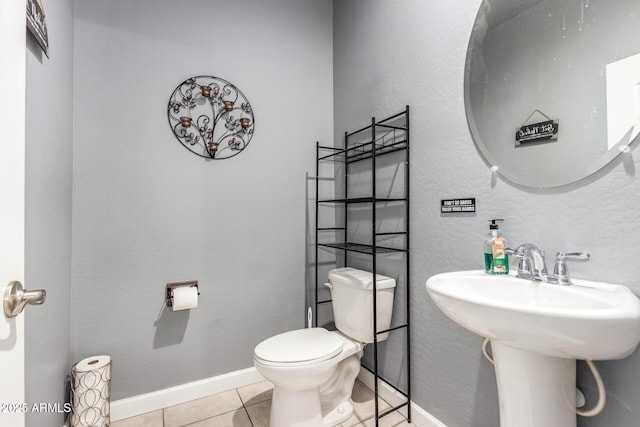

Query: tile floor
[111,379,413,427]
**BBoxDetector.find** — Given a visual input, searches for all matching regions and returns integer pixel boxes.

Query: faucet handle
[559,252,590,261]
[553,252,590,285]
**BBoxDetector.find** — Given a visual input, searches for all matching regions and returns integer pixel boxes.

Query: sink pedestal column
[492,341,577,427]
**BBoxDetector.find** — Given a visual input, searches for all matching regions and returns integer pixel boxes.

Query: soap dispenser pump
[484,219,509,275]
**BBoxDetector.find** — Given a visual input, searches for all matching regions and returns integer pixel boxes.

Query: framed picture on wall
[26,0,49,57]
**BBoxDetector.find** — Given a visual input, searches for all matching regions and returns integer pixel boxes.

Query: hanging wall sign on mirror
[515,110,559,146]
[167,76,255,159]
[465,0,640,188]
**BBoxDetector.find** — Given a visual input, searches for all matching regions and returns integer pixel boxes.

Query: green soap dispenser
[484,219,509,275]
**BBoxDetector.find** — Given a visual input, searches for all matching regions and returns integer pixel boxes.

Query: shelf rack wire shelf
[314,106,411,426]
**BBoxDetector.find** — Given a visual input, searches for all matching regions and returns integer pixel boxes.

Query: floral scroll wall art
[167,76,255,159]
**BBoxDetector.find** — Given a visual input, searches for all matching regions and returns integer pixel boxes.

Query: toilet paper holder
[166,281,199,308]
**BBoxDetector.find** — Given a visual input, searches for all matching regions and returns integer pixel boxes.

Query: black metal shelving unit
[314,106,411,426]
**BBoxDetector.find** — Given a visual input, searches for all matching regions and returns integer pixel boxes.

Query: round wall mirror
[465,0,640,188]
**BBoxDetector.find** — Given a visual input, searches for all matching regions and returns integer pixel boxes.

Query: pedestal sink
[426,270,640,427]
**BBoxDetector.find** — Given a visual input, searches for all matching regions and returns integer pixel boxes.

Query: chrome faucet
[508,244,590,285]
[510,243,548,281]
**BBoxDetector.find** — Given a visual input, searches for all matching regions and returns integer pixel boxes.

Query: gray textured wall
[30,1,640,425]
[71,0,333,400]
[333,1,640,426]
[25,0,74,426]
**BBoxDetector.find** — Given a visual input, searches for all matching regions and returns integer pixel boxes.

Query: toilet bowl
[253,267,397,427]
[254,328,363,426]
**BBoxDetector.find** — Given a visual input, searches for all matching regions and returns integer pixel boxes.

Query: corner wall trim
[357,368,448,427]
[110,367,264,422]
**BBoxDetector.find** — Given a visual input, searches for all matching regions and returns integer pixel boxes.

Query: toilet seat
[254,328,344,367]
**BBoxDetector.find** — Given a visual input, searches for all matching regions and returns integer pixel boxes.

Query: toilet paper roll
[71,355,111,427]
[172,286,198,311]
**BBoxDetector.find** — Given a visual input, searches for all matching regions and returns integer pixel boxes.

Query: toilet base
[270,387,353,427]
[321,399,354,426]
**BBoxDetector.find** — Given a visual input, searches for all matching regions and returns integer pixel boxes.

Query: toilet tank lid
[328,267,396,290]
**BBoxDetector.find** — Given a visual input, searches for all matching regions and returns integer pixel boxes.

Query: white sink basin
[426,270,640,427]
[426,270,640,360]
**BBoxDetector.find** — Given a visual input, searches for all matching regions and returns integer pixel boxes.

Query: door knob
[3,281,46,318]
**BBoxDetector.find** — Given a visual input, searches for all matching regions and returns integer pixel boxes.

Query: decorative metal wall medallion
[167,76,255,159]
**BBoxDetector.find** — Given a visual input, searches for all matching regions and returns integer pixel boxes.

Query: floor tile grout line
[236,387,258,427]
[245,404,256,427]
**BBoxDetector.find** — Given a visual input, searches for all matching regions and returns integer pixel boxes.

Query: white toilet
[253,267,396,427]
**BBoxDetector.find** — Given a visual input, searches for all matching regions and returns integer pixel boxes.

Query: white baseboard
[357,369,447,427]
[110,367,264,422]
[110,366,447,426]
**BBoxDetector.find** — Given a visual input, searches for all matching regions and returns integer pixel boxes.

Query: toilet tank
[326,267,396,343]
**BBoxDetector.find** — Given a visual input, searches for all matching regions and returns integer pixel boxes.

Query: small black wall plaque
[515,119,559,146]
[441,198,476,213]
[26,0,49,58]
